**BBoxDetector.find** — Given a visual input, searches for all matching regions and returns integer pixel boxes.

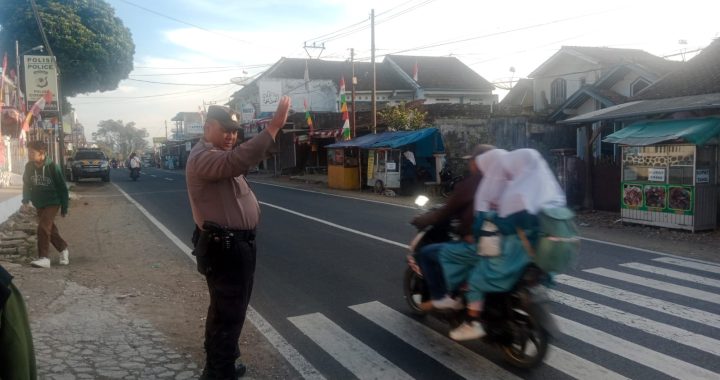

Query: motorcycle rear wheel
[499,306,549,369]
[403,267,429,316]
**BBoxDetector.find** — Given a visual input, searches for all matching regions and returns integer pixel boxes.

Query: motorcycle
[129,167,140,181]
[438,164,464,198]
[403,196,557,369]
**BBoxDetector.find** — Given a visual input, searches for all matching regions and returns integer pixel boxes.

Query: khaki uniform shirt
[186,130,275,230]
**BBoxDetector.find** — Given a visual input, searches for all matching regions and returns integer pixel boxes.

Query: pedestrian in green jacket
[0,264,37,380]
[21,140,70,269]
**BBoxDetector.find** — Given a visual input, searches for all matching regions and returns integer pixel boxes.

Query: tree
[378,103,428,131]
[92,120,148,158]
[0,0,135,113]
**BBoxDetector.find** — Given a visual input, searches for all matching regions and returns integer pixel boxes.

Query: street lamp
[14,41,44,109]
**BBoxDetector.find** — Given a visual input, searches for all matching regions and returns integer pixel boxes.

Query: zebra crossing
[284,255,720,379]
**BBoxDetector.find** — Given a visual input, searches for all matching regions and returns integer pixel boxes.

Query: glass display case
[621,144,717,231]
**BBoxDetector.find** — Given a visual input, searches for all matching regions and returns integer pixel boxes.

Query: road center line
[113,184,325,380]
[260,201,409,249]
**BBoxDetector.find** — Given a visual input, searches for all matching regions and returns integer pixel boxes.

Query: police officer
[186,97,290,380]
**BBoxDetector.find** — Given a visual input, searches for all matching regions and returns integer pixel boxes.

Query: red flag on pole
[339,76,350,140]
[412,62,419,82]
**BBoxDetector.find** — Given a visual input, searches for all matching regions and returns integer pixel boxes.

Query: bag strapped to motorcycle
[516,207,580,273]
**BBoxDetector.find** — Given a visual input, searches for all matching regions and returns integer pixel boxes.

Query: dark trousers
[416,243,447,300]
[203,237,257,377]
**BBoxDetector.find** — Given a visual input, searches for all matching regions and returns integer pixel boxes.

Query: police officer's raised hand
[266,96,291,140]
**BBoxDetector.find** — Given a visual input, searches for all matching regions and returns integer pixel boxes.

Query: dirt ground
[3,175,719,379]
[5,181,297,379]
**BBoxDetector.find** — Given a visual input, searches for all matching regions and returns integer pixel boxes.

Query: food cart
[604,117,720,231]
[325,146,360,190]
[326,128,445,194]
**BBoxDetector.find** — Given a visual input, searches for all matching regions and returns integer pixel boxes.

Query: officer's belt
[224,228,256,241]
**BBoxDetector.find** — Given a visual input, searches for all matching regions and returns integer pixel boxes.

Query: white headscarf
[498,149,566,217]
[474,149,508,212]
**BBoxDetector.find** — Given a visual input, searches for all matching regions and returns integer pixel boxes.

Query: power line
[308,0,437,45]
[72,84,232,101]
[356,9,613,61]
[117,0,251,45]
[126,78,230,86]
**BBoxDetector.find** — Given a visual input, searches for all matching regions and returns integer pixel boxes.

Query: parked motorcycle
[438,164,464,198]
[403,196,556,369]
[129,168,140,181]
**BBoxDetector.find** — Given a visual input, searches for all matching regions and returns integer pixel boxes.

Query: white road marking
[150,174,157,177]
[164,177,174,181]
[545,346,629,380]
[585,268,720,304]
[288,312,412,380]
[554,315,719,379]
[653,257,720,275]
[620,262,720,288]
[113,184,324,380]
[260,202,409,249]
[555,275,720,328]
[250,180,417,209]
[349,301,519,380]
[550,290,720,356]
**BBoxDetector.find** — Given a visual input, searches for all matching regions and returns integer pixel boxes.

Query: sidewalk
[0,182,297,379]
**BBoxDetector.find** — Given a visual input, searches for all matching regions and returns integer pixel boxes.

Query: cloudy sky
[69,0,719,140]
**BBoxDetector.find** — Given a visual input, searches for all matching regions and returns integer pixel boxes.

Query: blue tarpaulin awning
[326,128,444,156]
[603,117,720,146]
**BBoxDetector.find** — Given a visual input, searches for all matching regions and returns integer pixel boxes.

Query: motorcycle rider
[129,152,141,179]
[410,144,495,310]
[444,148,566,340]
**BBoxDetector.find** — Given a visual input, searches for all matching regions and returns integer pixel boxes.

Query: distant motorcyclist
[129,153,141,179]
[410,144,495,310]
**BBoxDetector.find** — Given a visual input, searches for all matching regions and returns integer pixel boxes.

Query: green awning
[603,117,720,146]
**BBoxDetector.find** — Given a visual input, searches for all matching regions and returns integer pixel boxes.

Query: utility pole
[350,48,357,138]
[165,120,168,141]
[370,9,377,134]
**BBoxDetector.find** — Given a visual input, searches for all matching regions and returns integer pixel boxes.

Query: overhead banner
[259,80,282,112]
[24,55,59,112]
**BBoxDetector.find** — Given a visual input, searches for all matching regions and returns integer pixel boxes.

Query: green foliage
[378,103,428,131]
[92,119,148,158]
[0,0,135,113]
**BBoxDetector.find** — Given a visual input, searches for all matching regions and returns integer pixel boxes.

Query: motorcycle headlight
[100,162,109,168]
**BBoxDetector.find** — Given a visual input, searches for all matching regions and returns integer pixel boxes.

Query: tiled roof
[566,46,680,74]
[385,55,494,91]
[633,39,720,100]
[499,78,533,107]
[266,58,412,91]
[530,46,679,78]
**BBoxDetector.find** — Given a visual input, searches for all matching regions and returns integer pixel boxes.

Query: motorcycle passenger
[410,144,495,310]
[444,148,566,341]
[129,152,141,178]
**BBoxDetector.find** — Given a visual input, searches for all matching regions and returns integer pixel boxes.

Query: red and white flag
[22,90,53,131]
[412,62,419,82]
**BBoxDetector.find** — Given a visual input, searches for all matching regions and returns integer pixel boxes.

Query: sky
[68,0,720,141]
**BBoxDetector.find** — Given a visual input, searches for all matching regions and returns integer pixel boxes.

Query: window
[631,78,650,96]
[551,78,566,105]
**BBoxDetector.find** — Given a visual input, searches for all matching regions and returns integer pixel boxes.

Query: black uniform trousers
[202,232,256,378]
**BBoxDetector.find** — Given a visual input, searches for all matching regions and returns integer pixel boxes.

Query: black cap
[206,105,241,130]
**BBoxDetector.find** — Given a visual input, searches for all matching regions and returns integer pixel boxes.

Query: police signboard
[24,55,59,112]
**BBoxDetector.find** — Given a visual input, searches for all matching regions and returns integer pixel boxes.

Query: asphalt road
[113,166,720,380]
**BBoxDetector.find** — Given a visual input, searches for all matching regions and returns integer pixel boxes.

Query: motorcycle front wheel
[403,267,429,316]
[499,305,549,369]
